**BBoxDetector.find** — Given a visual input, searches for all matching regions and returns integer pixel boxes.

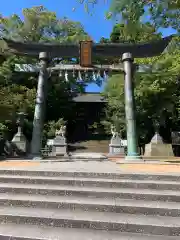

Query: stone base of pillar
[26,153,42,160]
[125,155,142,161]
[32,156,43,160]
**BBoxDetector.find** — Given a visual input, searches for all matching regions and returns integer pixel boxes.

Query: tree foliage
[110,0,179,33]
[78,0,179,33]
[102,23,180,144]
[44,118,67,139]
[100,22,162,44]
[78,0,180,145]
[0,6,89,43]
[0,6,90,140]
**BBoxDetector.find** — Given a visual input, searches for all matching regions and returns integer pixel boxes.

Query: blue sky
[0,0,176,92]
[1,0,113,41]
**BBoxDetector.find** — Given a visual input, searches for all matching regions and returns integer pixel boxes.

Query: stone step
[1,167,180,239]
[0,223,178,240]
[1,169,180,181]
[1,205,180,236]
[1,175,180,190]
[70,140,109,153]
[0,182,180,202]
[0,193,180,217]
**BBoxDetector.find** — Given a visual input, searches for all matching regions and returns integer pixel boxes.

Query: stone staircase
[0,169,180,239]
[69,140,109,153]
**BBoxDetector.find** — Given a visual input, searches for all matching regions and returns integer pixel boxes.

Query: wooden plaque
[80,41,92,67]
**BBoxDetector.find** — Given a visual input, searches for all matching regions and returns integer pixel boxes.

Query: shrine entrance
[67,93,109,153]
[2,36,172,159]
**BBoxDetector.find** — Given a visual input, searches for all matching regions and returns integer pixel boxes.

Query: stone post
[122,53,141,160]
[30,52,49,159]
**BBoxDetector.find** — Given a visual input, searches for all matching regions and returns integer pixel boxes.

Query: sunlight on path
[120,164,180,173]
[0,161,39,167]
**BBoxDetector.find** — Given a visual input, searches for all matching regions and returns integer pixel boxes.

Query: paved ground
[0,160,121,172]
[119,163,180,173]
[1,159,180,174]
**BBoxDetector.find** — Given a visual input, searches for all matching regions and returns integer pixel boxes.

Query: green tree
[103,51,180,144]
[77,0,179,33]
[0,6,90,142]
[0,6,89,43]
[110,0,180,33]
[100,22,162,44]
[102,24,180,144]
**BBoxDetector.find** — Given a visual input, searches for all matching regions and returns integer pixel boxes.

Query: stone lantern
[12,112,28,155]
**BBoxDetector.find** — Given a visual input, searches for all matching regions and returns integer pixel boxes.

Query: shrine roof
[73,93,106,103]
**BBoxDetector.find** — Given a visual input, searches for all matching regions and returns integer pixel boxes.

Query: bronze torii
[2,36,173,160]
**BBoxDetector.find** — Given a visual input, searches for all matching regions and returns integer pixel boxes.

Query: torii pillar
[30,52,49,159]
[122,53,141,160]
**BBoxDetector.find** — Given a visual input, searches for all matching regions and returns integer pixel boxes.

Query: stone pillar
[12,112,28,155]
[30,52,49,159]
[122,53,141,160]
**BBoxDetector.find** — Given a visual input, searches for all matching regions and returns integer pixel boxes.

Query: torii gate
[2,36,172,160]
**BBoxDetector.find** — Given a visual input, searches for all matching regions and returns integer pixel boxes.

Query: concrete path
[1,159,180,175]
